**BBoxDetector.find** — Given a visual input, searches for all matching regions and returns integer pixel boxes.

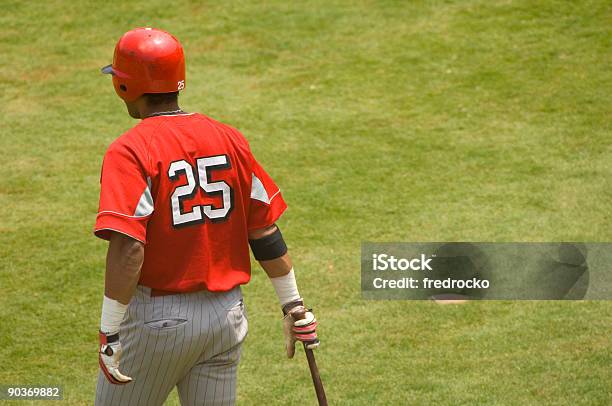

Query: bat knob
[292,308,307,320]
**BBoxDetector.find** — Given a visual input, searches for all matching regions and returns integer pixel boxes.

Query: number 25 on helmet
[101,27,186,102]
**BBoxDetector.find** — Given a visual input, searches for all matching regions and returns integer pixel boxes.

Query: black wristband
[249,226,288,261]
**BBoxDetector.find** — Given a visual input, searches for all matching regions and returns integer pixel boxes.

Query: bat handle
[303,343,328,406]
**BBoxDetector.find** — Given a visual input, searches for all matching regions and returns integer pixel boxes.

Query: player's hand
[99,332,133,385]
[282,300,319,358]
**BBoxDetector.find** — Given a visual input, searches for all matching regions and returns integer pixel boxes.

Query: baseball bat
[293,308,327,406]
[303,343,328,406]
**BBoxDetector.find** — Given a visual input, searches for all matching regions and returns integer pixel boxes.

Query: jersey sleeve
[94,142,153,243]
[248,159,287,231]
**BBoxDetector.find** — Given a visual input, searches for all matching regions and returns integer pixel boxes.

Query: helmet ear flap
[112,75,140,102]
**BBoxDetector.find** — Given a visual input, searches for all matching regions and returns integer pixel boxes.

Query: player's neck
[141,102,183,119]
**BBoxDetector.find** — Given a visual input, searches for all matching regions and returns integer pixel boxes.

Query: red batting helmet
[101,27,186,102]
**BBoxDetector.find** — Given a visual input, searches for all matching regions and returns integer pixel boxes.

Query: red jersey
[94,113,287,292]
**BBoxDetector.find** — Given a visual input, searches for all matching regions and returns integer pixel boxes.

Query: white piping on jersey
[94,227,145,244]
[97,210,152,219]
[268,189,281,203]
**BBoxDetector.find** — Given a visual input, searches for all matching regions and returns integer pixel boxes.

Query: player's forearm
[100,232,144,336]
[104,232,144,305]
[258,253,293,278]
[259,254,301,306]
[249,225,301,306]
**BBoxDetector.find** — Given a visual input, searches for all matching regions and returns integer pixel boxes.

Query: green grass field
[1,0,610,404]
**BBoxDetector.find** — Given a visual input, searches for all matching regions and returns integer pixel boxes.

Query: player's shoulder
[194,113,251,145]
[104,120,155,157]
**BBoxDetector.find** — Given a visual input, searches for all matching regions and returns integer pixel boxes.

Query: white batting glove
[282,300,320,359]
[99,332,132,385]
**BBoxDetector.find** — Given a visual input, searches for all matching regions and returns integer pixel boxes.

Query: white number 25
[168,155,233,227]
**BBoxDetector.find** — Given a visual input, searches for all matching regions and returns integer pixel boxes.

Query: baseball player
[94,27,319,405]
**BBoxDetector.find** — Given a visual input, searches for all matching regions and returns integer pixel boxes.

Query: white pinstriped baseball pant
[95,285,248,406]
